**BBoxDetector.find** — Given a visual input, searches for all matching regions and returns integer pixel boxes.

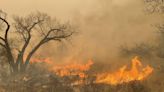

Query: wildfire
[95,56,154,85]
[29,57,93,78]
[29,56,153,85]
[30,57,52,64]
[50,60,93,78]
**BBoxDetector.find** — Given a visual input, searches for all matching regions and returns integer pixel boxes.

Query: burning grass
[95,56,154,85]
[0,56,154,92]
[30,56,154,85]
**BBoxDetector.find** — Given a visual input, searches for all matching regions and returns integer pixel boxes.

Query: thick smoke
[0,0,159,60]
[0,0,161,67]
[43,0,159,63]
[1,0,164,91]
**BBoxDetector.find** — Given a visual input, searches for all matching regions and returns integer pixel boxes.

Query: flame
[50,60,93,78]
[30,58,52,64]
[23,55,52,64]
[28,56,153,85]
[95,56,154,85]
[29,57,93,78]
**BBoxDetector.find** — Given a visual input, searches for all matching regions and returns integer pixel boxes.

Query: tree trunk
[20,64,26,73]
[13,65,18,73]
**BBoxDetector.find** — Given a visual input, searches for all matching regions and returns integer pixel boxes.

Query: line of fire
[0,0,164,92]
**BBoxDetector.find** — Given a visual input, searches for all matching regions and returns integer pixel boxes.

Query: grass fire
[30,56,154,86]
[95,56,153,85]
[0,0,164,92]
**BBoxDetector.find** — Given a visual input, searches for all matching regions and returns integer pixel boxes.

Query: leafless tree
[144,0,164,58]
[119,1,164,59]
[0,10,75,74]
[144,0,164,13]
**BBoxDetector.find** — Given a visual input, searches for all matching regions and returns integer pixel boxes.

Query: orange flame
[28,56,153,85]
[50,60,93,78]
[95,56,154,85]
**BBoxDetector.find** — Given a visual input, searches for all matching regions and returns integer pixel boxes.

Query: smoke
[0,0,161,65]
[43,0,159,63]
[1,0,164,91]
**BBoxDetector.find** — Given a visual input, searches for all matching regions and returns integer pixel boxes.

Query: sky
[0,0,161,63]
[0,0,97,19]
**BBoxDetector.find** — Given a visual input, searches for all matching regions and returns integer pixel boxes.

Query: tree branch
[0,37,5,42]
[0,16,15,70]
[24,38,44,66]
[0,37,6,48]
[44,31,74,43]
[0,42,6,48]
[24,28,74,67]
[16,19,44,65]
[0,17,10,40]
[28,19,44,31]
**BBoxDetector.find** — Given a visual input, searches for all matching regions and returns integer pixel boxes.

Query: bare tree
[144,0,164,13]
[0,10,75,74]
[119,0,164,59]
[144,0,164,58]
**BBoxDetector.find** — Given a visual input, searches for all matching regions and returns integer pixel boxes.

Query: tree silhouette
[0,10,75,74]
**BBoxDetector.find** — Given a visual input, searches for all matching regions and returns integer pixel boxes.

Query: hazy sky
[0,0,161,62]
[0,0,97,19]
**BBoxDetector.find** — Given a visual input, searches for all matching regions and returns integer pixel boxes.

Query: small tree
[0,10,75,74]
